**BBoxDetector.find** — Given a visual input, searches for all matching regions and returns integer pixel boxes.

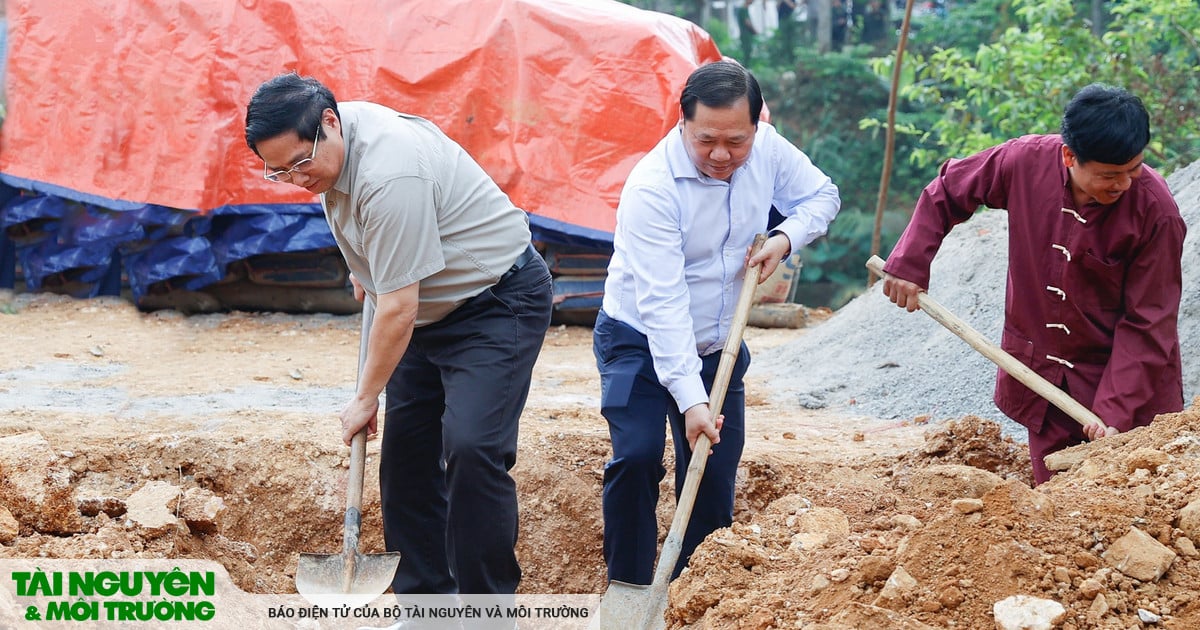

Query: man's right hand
[882,276,925,312]
[340,394,380,445]
[349,273,365,302]
[683,403,723,453]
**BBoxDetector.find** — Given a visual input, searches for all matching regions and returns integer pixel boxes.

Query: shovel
[296,298,402,604]
[865,255,1106,430]
[590,234,768,630]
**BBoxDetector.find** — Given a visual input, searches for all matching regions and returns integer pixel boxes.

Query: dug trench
[3,294,1200,628]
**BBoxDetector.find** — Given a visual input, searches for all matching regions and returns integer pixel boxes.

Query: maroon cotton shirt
[884,134,1185,433]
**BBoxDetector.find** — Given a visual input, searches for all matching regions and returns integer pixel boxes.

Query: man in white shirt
[594,60,841,584]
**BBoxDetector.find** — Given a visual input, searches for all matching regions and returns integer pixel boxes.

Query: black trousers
[379,253,552,595]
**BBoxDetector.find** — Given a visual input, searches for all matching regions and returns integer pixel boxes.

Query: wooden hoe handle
[865,255,1106,430]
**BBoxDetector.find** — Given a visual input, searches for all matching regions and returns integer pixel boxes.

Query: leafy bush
[889,0,1200,173]
[758,47,927,305]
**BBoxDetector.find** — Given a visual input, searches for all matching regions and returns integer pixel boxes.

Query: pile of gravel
[761,159,1200,437]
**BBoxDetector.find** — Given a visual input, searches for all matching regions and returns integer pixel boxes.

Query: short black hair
[1060,83,1149,165]
[244,73,339,157]
[679,61,763,125]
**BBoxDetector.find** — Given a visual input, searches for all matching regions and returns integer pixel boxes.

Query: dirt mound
[0,294,929,617]
[893,415,1033,485]
[3,279,1199,628]
[670,406,1200,628]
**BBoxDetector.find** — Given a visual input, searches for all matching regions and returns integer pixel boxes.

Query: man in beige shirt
[245,73,552,598]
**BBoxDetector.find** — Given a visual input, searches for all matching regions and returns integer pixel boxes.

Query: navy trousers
[379,254,552,595]
[592,311,749,585]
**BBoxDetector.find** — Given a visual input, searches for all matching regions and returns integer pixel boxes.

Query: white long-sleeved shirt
[601,122,841,412]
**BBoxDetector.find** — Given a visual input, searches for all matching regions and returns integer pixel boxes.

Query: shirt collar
[665,126,703,181]
[664,124,758,183]
[330,105,355,196]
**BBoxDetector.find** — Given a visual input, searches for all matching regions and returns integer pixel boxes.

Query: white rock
[992,595,1066,630]
[125,481,183,533]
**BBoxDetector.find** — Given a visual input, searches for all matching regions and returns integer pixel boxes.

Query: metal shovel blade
[294,299,400,607]
[295,548,401,606]
[588,581,665,630]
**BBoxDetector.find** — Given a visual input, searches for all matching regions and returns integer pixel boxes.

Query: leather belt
[499,243,539,283]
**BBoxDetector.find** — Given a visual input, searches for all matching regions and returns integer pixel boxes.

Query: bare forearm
[358,283,419,402]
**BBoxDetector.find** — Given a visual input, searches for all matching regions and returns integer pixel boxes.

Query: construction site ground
[2,291,1200,629]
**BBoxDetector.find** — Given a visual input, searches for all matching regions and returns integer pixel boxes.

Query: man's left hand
[1083,421,1119,441]
[746,233,792,283]
[349,273,365,302]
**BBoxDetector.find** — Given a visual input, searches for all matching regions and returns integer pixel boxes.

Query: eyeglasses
[264,125,320,183]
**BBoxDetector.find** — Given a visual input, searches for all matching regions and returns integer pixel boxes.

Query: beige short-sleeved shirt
[321,102,532,326]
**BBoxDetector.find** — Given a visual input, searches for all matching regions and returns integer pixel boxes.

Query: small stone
[938,586,965,609]
[1178,500,1200,540]
[0,507,19,544]
[809,574,830,593]
[179,488,227,534]
[830,568,851,582]
[1052,566,1070,584]
[1044,448,1086,472]
[125,481,182,533]
[859,556,896,585]
[1078,578,1103,599]
[1125,447,1168,473]
[874,566,918,610]
[1073,551,1101,568]
[1138,608,1162,623]
[1102,527,1177,582]
[952,498,984,514]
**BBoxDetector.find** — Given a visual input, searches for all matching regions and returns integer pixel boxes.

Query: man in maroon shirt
[882,84,1186,485]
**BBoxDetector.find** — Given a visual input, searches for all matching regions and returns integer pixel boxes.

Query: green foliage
[704,17,734,57]
[887,0,1200,172]
[905,0,1019,56]
[797,205,909,308]
[759,47,924,302]
[613,0,1200,307]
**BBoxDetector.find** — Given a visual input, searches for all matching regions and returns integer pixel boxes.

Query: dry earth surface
[1,291,1199,629]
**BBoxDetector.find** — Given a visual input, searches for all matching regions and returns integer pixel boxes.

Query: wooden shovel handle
[346,299,375,513]
[866,256,1105,430]
[647,234,769,600]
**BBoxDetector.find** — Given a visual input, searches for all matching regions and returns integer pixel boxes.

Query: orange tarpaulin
[0,0,721,244]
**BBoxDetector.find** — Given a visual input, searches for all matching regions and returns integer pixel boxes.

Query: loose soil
[2,292,1199,629]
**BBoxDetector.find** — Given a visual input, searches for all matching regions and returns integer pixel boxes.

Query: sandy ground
[2,291,1199,629]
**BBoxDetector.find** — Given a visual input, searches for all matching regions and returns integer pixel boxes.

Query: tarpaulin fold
[0,0,720,298]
